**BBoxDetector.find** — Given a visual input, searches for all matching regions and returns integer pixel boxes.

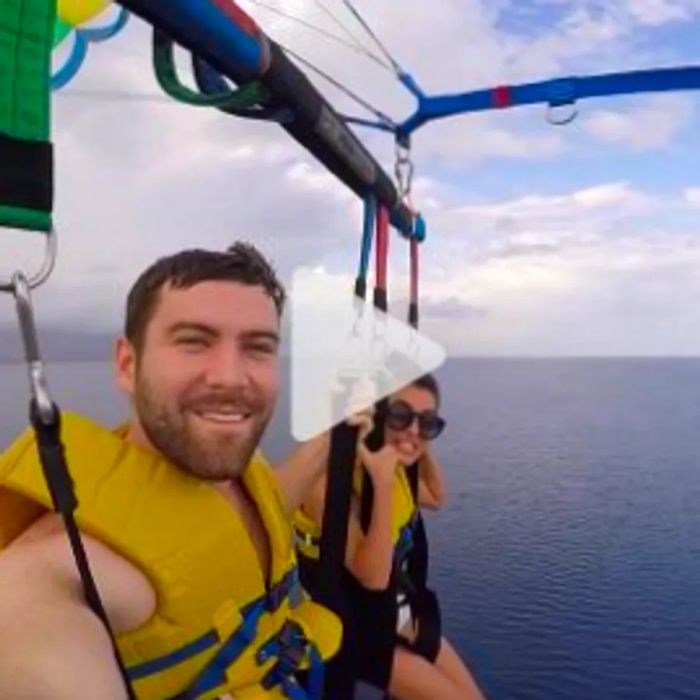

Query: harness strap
[355,195,376,300]
[373,205,390,312]
[172,601,265,700]
[152,28,267,109]
[128,566,302,683]
[29,393,138,699]
[191,55,293,122]
[316,422,360,700]
[260,621,325,700]
[409,237,419,328]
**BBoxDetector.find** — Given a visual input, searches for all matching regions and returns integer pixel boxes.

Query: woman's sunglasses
[382,399,446,441]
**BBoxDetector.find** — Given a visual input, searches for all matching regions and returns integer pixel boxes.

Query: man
[0,243,340,699]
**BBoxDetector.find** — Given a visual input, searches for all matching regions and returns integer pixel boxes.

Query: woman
[294,375,486,700]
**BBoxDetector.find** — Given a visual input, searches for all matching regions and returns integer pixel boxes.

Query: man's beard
[133,375,270,480]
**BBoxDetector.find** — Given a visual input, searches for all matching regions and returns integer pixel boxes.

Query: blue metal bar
[117,0,267,79]
[117,0,417,237]
[397,66,700,137]
[398,71,425,100]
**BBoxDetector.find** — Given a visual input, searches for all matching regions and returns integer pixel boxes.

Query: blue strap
[127,630,219,681]
[127,567,300,683]
[172,601,266,700]
[267,567,302,612]
[305,643,325,700]
[171,568,304,698]
[259,623,325,700]
[395,521,415,565]
[358,196,376,287]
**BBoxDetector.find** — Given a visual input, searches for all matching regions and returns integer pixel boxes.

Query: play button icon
[290,266,447,441]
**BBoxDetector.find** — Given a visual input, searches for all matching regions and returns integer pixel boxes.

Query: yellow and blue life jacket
[0,412,342,700]
[293,459,434,693]
[294,459,417,567]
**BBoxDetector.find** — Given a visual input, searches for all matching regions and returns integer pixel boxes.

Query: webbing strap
[373,205,389,312]
[152,28,267,109]
[317,423,358,601]
[316,422,360,700]
[192,55,292,123]
[172,601,265,700]
[0,0,54,232]
[409,237,419,329]
[30,400,138,700]
[354,195,376,300]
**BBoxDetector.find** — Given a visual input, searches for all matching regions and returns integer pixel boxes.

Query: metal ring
[0,226,58,293]
[546,102,579,126]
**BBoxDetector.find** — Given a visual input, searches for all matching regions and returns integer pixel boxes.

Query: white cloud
[454,182,655,233]
[624,0,700,26]
[684,187,700,207]
[583,95,694,149]
[3,2,700,358]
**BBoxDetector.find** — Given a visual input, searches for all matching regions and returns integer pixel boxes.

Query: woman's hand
[345,402,398,487]
[358,440,399,487]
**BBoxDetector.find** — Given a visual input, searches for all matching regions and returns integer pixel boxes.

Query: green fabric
[153,29,267,109]
[0,0,55,140]
[0,0,54,232]
[0,205,50,232]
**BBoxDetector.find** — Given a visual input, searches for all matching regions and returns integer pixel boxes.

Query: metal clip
[394,138,415,203]
[0,226,57,293]
[10,272,55,425]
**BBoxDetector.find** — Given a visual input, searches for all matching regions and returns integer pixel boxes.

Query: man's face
[116,280,280,480]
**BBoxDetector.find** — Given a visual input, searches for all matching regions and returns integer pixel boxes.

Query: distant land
[0,325,294,362]
[0,327,116,363]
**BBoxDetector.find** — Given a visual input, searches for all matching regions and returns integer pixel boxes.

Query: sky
[2,0,700,357]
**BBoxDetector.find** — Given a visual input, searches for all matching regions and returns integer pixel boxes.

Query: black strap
[359,399,387,533]
[403,584,442,662]
[315,422,360,700]
[400,458,443,662]
[0,133,53,213]
[29,400,138,700]
[361,448,442,668]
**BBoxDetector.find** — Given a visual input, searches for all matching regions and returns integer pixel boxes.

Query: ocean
[1,358,699,700]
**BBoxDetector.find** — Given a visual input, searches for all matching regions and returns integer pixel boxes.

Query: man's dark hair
[125,242,285,351]
[413,373,441,407]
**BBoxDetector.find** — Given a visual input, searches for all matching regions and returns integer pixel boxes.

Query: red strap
[410,237,419,306]
[375,205,389,292]
[492,85,511,108]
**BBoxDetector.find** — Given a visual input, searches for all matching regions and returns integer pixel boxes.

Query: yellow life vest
[293,461,417,563]
[0,412,342,700]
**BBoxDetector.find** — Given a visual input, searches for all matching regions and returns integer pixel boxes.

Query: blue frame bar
[117,0,266,79]
[396,66,700,137]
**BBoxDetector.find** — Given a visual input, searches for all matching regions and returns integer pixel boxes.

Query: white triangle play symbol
[290,266,447,441]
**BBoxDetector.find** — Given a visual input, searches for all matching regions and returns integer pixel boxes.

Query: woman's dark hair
[412,373,440,406]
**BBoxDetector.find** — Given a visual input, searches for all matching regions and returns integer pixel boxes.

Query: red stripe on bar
[211,0,259,37]
[492,85,511,108]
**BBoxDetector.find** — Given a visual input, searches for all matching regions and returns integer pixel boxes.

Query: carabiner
[10,272,55,425]
[0,226,58,293]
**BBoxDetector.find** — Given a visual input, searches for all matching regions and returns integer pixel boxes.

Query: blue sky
[1,0,700,356]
